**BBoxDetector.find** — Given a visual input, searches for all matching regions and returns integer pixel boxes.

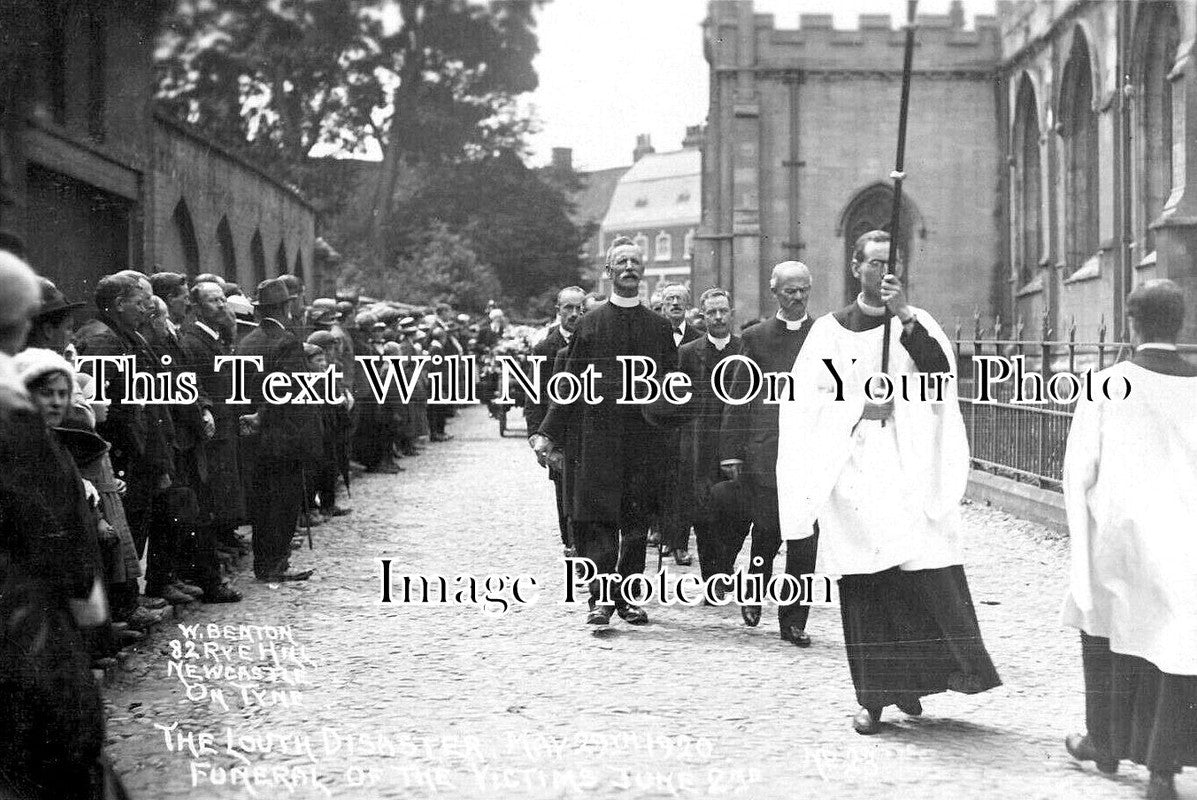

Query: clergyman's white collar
[707,333,730,350]
[609,293,640,308]
[856,294,886,317]
[775,311,809,331]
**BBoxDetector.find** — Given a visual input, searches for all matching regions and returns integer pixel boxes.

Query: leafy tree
[156,0,544,256]
[387,150,590,304]
[354,224,501,312]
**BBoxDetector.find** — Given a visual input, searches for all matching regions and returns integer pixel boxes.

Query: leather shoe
[114,627,144,648]
[204,585,242,603]
[586,606,613,625]
[320,506,352,517]
[895,697,923,716]
[852,706,883,735]
[172,580,204,598]
[152,585,196,605]
[672,549,693,566]
[780,626,811,647]
[138,595,169,610]
[617,605,649,625]
[257,569,314,583]
[1146,772,1177,800]
[1065,733,1118,774]
[741,605,762,627]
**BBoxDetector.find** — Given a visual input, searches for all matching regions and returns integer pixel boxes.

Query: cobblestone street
[102,406,1194,800]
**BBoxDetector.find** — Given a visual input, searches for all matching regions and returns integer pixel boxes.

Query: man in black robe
[525,286,586,555]
[531,237,677,626]
[717,261,819,646]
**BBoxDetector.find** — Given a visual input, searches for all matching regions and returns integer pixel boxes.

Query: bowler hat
[253,278,295,307]
[34,278,86,320]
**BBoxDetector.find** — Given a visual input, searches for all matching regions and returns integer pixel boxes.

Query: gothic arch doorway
[837,183,922,306]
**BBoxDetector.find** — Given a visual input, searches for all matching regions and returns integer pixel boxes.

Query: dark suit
[237,318,322,579]
[525,326,571,548]
[716,315,818,631]
[657,321,703,551]
[677,334,746,580]
[74,313,176,591]
[539,301,677,607]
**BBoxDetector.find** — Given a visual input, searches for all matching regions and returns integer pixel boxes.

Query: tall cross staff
[881,0,919,380]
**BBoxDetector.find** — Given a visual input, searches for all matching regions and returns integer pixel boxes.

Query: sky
[524,0,997,172]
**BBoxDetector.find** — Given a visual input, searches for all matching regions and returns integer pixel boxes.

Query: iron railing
[950,312,1196,490]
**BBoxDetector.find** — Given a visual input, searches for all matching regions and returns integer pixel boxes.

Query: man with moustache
[525,286,586,555]
[777,230,1000,733]
[531,237,676,626]
[74,273,189,605]
[178,281,246,599]
[717,261,819,646]
[676,288,745,590]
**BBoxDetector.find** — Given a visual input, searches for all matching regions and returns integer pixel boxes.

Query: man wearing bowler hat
[237,278,321,582]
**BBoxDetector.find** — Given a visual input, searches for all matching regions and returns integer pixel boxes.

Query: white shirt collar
[195,320,221,341]
[1137,343,1178,352]
[609,293,640,308]
[775,311,809,331]
[856,294,887,317]
[263,317,286,330]
[165,318,180,338]
[707,333,730,350]
[558,326,572,342]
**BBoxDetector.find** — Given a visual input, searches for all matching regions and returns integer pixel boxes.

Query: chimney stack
[682,124,705,149]
[551,147,572,172]
[949,0,964,29]
[633,133,655,163]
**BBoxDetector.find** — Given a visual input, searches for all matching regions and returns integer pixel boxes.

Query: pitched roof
[602,148,700,230]
[571,165,629,226]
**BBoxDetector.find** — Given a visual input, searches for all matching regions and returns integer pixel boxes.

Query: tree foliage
[156,0,543,210]
[353,224,501,312]
[388,151,590,305]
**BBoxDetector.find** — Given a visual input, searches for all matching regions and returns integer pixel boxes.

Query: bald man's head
[0,251,42,355]
[1127,279,1186,344]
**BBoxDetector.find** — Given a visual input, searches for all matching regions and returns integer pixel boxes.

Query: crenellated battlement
[707,1,1000,73]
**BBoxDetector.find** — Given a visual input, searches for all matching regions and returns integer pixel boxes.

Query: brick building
[0,1,317,313]
[597,131,702,298]
[699,1,1001,324]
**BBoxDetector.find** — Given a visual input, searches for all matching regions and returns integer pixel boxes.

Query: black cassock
[538,301,677,605]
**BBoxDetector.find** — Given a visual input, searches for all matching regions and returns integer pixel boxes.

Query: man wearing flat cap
[1062,279,1197,800]
[531,237,677,627]
[236,278,321,582]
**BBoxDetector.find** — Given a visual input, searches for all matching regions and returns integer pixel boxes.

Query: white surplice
[1061,362,1197,675]
[776,307,970,575]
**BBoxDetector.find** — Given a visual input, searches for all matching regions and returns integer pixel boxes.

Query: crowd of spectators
[0,245,487,798]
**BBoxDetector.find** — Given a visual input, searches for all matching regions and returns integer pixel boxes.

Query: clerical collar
[856,295,886,317]
[774,311,808,330]
[707,333,730,350]
[1137,343,1178,352]
[559,326,572,342]
[195,320,221,341]
[609,293,640,308]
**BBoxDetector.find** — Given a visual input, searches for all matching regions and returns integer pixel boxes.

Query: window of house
[1012,76,1042,287]
[1059,31,1099,275]
[1135,1,1179,255]
[655,231,672,261]
[634,233,649,255]
[683,229,695,261]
